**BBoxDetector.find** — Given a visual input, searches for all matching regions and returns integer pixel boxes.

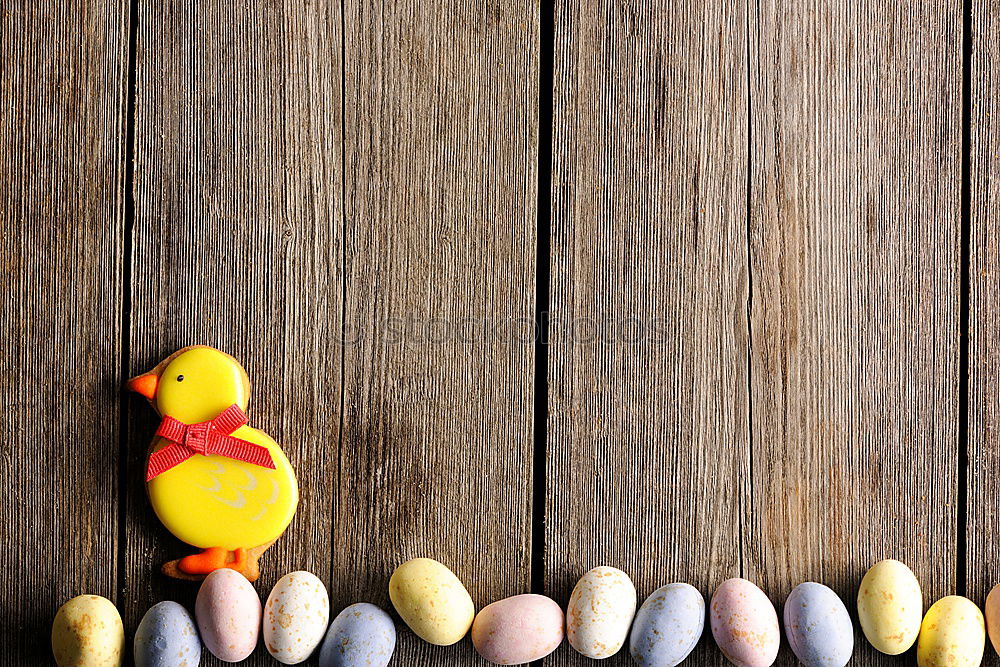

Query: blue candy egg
[134,601,201,667]
[629,583,705,667]
[319,603,396,667]
[784,582,854,667]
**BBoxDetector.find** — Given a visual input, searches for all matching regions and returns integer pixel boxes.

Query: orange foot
[178,547,248,575]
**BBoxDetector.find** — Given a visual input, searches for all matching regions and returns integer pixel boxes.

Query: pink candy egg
[471,594,564,664]
[710,578,779,667]
[195,569,262,662]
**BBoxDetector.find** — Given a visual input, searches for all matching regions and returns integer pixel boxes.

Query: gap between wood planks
[958,0,973,599]
[115,0,139,612]
[531,3,554,665]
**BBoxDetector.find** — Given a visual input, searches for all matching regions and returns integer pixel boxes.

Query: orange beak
[128,373,159,400]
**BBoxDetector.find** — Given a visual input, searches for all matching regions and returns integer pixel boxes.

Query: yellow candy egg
[389,558,475,646]
[857,559,922,654]
[917,596,985,667]
[51,595,124,667]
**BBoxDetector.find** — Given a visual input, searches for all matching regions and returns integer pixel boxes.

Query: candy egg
[195,568,261,661]
[264,570,330,664]
[389,557,475,645]
[318,603,396,667]
[471,594,564,664]
[985,585,1000,655]
[783,582,853,667]
[566,566,637,659]
[857,559,922,654]
[917,596,985,667]
[710,578,779,667]
[51,594,124,667]
[134,601,201,667]
[629,583,705,667]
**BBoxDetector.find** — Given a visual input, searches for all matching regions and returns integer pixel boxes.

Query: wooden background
[0,0,994,665]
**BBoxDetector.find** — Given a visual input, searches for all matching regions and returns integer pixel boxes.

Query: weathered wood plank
[968,0,1000,646]
[748,2,961,663]
[546,1,749,664]
[126,2,342,664]
[0,2,128,663]
[334,0,538,663]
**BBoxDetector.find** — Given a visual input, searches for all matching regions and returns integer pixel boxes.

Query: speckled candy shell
[389,558,475,646]
[264,570,330,665]
[783,582,853,667]
[857,559,922,655]
[917,596,985,667]
[630,583,705,667]
[471,594,564,664]
[710,578,779,667]
[566,566,637,659]
[318,603,396,667]
[134,601,201,667]
[51,595,124,667]
[986,584,1000,656]
[195,569,261,662]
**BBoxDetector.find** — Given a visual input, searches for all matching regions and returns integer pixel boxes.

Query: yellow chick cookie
[128,345,298,582]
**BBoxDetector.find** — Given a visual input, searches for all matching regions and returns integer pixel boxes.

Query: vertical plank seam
[531,0,554,607]
[959,0,972,599]
[742,0,757,581]
[115,0,139,612]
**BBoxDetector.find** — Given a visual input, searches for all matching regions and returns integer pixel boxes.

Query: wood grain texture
[126,2,342,664]
[0,2,128,663]
[968,0,1000,640]
[546,1,749,664]
[748,1,961,663]
[334,0,538,663]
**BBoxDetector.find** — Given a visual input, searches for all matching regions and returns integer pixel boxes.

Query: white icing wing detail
[247,479,281,522]
[197,461,249,508]
[239,468,258,491]
[214,490,247,509]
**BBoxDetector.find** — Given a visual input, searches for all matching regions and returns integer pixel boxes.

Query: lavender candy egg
[710,578,780,667]
[195,569,261,662]
[629,583,705,667]
[319,603,396,667]
[784,583,853,667]
[472,594,564,664]
[134,601,201,667]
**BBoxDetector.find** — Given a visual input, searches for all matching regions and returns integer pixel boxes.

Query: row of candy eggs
[389,559,998,667]
[857,559,986,667]
[54,556,1000,667]
[190,568,396,666]
[565,562,990,667]
[387,560,767,664]
[51,570,396,667]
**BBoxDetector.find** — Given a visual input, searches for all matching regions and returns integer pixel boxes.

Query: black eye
[176,375,184,382]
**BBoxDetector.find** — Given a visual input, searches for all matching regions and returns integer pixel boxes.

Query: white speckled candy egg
[319,603,396,667]
[985,585,1000,656]
[389,558,475,646]
[134,601,201,667]
[566,566,637,659]
[472,594,564,664]
[783,582,853,667]
[264,570,330,664]
[710,578,779,667]
[195,569,261,662]
[629,583,705,667]
[51,594,124,667]
[917,596,985,667]
[857,559,922,655]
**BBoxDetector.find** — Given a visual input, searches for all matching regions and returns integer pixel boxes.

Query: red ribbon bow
[146,404,276,482]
